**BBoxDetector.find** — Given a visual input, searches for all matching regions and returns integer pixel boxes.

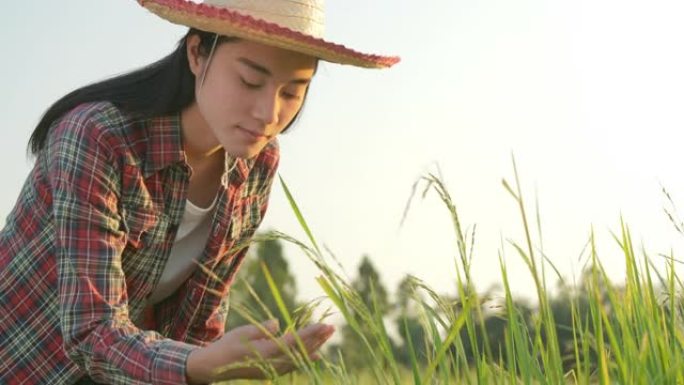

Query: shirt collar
[142,112,256,184]
[222,151,256,188]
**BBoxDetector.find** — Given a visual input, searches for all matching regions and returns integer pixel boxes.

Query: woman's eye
[281,91,302,101]
[240,77,262,89]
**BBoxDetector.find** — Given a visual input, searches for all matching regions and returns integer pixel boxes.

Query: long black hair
[28,28,308,156]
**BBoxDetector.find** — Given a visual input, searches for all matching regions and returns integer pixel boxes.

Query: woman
[0,0,399,384]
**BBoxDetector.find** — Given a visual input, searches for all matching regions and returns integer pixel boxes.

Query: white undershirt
[146,196,217,304]
[146,153,237,305]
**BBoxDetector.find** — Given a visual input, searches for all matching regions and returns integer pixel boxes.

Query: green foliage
[394,275,430,369]
[226,237,299,329]
[330,255,394,370]
[218,171,684,385]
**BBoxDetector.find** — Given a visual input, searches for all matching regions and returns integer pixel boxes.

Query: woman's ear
[186,34,204,77]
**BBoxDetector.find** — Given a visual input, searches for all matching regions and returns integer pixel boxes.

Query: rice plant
[215,165,684,385]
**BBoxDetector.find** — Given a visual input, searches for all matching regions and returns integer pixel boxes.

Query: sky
[1,0,684,304]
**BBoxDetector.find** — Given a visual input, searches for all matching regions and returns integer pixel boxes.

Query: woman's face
[186,35,317,159]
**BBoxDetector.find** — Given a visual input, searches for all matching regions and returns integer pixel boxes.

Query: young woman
[0,0,398,384]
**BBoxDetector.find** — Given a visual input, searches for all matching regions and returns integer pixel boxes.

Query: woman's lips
[237,126,268,140]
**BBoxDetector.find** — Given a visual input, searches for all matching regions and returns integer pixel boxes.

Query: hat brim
[139,0,400,69]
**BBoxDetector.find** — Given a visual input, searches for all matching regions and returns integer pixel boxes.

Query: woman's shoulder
[46,101,138,153]
[53,101,129,134]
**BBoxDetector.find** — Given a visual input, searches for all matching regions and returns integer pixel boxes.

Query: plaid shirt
[0,102,279,384]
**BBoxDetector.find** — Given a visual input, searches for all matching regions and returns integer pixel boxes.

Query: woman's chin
[222,144,264,160]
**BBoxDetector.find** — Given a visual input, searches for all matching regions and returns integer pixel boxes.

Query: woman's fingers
[215,324,334,381]
[257,323,335,359]
[209,321,334,382]
[228,319,280,342]
[289,323,335,350]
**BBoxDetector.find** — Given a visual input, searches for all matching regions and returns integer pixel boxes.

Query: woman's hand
[186,319,335,384]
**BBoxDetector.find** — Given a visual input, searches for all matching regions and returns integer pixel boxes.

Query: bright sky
[2,0,683,303]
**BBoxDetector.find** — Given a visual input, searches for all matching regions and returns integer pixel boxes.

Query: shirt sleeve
[46,107,198,385]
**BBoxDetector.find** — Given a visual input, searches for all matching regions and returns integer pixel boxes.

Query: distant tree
[226,237,299,329]
[331,255,394,369]
[548,268,621,373]
[394,275,430,367]
[439,284,535,368]
[354,255,391,313]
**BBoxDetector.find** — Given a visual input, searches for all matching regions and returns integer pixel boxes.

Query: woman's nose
[252,90,280,126]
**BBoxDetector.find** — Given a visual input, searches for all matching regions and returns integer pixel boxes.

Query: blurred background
[2,0,684,303]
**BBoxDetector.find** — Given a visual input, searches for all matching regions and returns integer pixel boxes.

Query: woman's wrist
[186,347,211,385]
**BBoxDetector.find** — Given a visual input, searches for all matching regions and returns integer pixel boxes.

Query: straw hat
[138,0,400,69]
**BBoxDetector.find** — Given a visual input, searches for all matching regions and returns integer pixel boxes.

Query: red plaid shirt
[0,102,279,384]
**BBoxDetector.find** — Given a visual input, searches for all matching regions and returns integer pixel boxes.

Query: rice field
[216,164,684,385]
